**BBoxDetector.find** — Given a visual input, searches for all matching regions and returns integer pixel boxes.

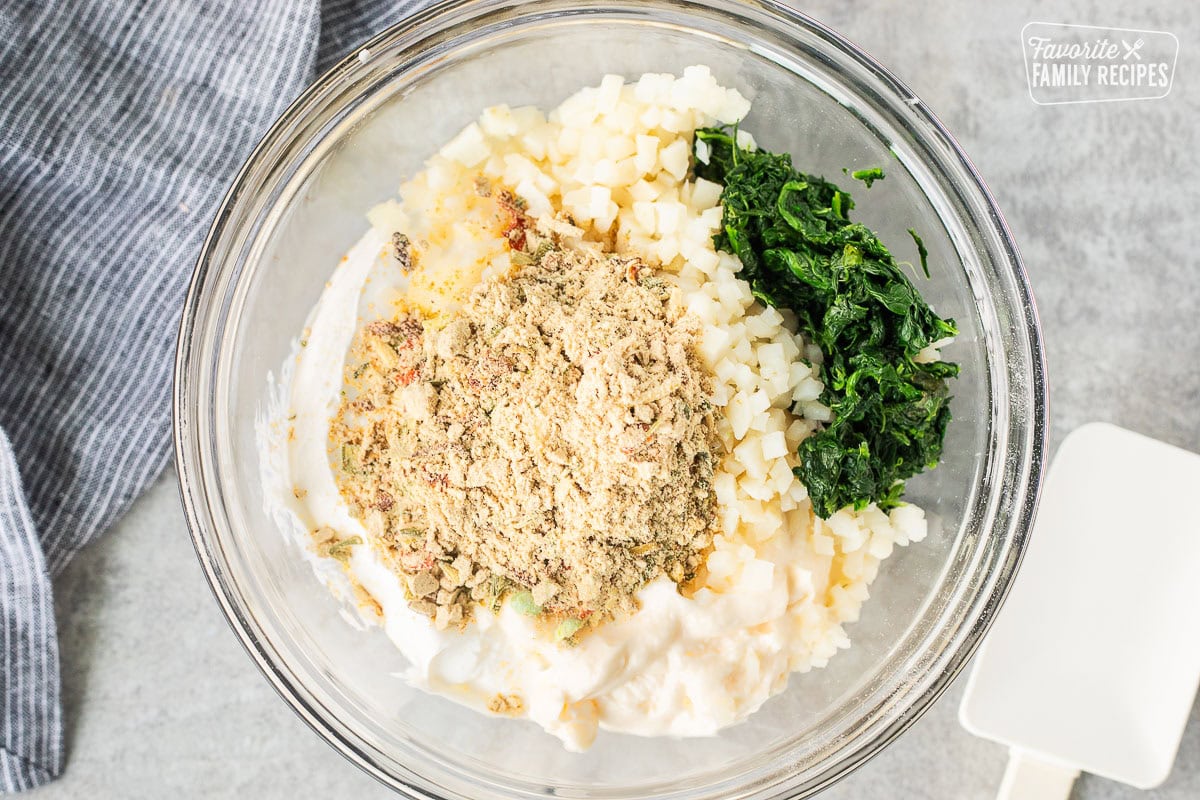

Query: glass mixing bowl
[173,1,1047,797]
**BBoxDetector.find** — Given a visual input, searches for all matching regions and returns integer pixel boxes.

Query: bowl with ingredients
[173,0,1046,797]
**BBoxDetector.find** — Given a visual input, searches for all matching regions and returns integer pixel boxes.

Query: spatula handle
[998,749,1079,800]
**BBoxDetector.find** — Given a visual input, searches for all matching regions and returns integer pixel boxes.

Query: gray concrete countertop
[26,0,1200,797]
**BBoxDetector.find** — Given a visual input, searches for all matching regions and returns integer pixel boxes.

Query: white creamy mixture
[260,68,930,751]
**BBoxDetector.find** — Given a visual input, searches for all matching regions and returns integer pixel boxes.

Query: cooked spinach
[694,128,959,518]
[851,167,885,188]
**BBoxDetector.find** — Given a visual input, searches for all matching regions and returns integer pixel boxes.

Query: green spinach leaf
[695,128,959,518]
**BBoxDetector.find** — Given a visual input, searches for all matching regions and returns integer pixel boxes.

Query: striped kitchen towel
[0,0,425,790]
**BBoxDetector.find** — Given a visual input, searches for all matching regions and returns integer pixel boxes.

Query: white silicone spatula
[960,422,1200,798]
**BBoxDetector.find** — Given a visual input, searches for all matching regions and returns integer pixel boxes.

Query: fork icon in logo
[1122,38,1145,60]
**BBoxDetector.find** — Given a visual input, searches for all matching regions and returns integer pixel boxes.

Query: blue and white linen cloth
[0,1,425,790]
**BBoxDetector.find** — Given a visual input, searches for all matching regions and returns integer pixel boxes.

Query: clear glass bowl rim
[173,1,1049,797]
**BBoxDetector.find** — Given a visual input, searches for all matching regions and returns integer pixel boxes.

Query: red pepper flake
[374,489,395,511]
[496,189,530,252]
[391,232,415,273]
[394,316,424,347]
[399,551,436,572]
[368,316,424,350]
[423,470,449,488]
